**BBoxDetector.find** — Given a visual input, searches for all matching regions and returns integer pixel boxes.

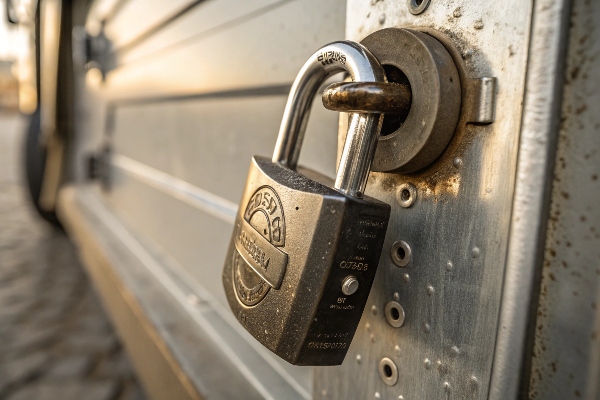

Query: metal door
[315,0,600,399]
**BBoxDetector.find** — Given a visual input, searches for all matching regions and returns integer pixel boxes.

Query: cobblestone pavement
[0,115,147,400]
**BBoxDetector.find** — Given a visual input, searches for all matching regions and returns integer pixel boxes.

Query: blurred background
[0,1,146,399]
[0,0,34,114]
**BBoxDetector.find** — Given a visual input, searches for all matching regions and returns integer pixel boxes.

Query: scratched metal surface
[528,0,600,397]
[316,1,533,399]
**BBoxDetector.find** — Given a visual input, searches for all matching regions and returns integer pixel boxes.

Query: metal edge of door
[489,0,573,398]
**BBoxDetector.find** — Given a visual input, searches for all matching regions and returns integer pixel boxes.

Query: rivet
[186,294,199,305]
[443,382,451,392]
[356,354,362,364]
[424,358,432,369]
[375,392,381,399]
[371,305,378,315]
[472,247,481,258]
[402,273,410,283]
[451,346,460,357]
[426,285,435,296]
[378,14,386,24]
[396,183,417,208]
[446,260,454,271]
[395,345,401,357]
[393,292,400,301]
[453,157,463,167]
[423,322,431,333]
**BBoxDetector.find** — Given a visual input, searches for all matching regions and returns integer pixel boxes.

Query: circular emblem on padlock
[233,186,286,306]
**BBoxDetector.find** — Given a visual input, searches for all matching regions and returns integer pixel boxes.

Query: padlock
[222,41,391,366]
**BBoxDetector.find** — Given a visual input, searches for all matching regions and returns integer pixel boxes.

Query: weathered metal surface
[316,0,534,399]
[322,82,412,117]
[489,0,572,398]
[528,0,600,397]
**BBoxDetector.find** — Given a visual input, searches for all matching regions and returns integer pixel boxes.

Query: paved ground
[0,114,147,400]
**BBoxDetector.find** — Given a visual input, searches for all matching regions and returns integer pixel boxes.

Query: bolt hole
[409,0,431,14]
[391,240,411,267]
[378,357,399,385]
[384,364,393,377]
[396,246,406,260]
[380,65,412,136]
[385,301,406,328]
[400,188,411,201]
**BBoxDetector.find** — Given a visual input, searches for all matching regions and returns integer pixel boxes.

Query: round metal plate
[362,28,461,173]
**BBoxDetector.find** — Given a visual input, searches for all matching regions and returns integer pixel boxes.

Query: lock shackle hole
[272,41,386,196]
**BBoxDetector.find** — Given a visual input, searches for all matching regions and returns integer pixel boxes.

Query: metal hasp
[329,28,497,173]
[222,41,391,366]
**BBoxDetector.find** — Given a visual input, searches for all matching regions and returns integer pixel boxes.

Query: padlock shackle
[272,41,385,196]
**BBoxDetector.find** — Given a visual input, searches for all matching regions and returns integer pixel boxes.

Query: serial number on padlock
[340,260,369,271]
[307,342,348,350]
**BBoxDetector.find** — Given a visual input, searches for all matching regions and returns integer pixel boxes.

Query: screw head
[342,276,359,295]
